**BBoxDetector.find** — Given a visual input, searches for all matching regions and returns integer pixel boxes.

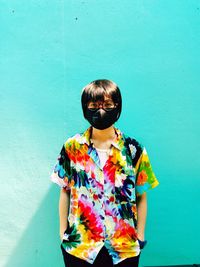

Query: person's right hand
[60,231,64,241]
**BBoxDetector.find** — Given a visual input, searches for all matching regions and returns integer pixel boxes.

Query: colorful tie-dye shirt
[50,126,159,265]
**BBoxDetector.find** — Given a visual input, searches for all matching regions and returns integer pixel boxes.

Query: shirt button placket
[103,170,111,241]
[101,170,107,241]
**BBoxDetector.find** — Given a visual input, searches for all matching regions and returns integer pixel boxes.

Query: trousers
[60,244,140,267]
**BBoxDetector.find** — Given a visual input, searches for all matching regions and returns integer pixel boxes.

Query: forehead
[104,96,112,101]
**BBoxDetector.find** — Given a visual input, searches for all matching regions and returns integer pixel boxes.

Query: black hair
[81,79,122,120]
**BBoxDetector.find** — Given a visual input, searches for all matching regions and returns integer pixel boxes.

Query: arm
[59,188,70,241]
[136,192,147,241]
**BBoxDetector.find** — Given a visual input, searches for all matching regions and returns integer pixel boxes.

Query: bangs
[85,86,115,103]
[81,79,122,118]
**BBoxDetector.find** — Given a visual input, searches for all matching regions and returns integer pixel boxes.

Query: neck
[91,125,116,142]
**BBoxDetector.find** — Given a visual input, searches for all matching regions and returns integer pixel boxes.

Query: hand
[137,232,145,241]
[137,233,147,249]
[60,231,65,241]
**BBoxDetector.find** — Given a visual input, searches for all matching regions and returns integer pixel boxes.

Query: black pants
[60,244,140,267]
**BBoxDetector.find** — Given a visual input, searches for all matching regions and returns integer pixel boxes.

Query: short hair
[81,79,122,120]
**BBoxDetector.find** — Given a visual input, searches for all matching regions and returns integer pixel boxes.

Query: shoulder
[63,131,85,150]
[123,133,143,149]
[122,132,144,165]
[122,131,144,150]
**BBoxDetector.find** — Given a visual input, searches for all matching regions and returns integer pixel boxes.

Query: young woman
[50,79,159,267]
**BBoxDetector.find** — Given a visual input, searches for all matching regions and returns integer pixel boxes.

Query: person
[50,79,159,267]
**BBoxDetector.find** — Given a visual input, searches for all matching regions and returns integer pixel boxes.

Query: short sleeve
[135,147,159,196]
[50,144,72,190]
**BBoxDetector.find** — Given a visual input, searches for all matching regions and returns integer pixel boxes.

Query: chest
[69,145,137,203]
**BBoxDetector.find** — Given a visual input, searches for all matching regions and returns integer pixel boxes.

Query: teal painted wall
[1,1,200,266]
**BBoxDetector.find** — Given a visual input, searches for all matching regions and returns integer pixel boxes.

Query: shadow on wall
[5,186,64,267]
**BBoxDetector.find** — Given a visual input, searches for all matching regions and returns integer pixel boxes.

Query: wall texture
[1,1,200,267]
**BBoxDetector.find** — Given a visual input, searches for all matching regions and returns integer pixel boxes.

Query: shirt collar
[79,126,124,151]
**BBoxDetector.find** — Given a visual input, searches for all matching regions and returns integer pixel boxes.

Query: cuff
[138,239,147,249]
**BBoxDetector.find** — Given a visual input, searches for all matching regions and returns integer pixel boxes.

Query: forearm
[59,188,70,239]
[136,192,147,240]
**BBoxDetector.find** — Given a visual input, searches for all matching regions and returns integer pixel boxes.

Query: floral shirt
[50,126,159,265]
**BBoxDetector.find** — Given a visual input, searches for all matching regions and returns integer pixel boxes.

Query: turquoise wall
[1,1,200,267]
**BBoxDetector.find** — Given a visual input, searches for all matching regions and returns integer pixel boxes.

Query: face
[84,96,120,130]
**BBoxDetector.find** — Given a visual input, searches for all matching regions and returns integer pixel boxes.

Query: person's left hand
[137,233,147,249]
[137,232,145,241]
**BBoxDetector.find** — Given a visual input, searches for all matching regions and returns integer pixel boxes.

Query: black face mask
[84,108,119,130]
